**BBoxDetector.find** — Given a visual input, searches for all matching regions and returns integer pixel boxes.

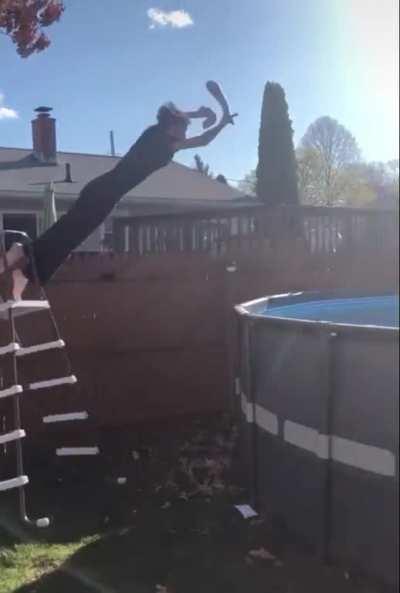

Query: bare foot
[0,242,26,273]
[11,268,29,300]
[0,243,29,300]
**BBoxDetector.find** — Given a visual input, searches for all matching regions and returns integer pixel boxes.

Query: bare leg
[12,268,29,300]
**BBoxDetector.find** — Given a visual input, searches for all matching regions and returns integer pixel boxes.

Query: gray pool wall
[235,291,399,586]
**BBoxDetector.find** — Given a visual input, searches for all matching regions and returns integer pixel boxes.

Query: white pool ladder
[0,230,99,527]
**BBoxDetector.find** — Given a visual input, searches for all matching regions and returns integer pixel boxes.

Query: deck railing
[112,205,398,257]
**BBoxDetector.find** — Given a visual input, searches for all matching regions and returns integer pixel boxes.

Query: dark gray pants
[27,169,127,285]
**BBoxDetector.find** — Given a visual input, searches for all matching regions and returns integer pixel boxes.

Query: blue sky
[1,0,398,182]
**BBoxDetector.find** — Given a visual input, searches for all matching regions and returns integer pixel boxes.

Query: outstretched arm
[174,111,238,151]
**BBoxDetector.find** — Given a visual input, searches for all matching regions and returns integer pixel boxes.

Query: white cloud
[147,8,194,29]
[0,107,18,120]
[0,93,18,120]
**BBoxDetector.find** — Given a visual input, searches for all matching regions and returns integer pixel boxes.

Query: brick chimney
[31,106,57,163]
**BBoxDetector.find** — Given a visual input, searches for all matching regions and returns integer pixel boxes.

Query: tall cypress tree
[256,82,299,205]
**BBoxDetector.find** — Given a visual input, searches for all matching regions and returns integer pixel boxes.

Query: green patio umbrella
[41,181,57,233]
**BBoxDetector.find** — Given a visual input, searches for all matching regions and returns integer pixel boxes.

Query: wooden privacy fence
[113,205,398,257]
[1,206,398,439]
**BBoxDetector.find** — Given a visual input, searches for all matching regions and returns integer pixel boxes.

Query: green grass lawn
[0,534,99,593]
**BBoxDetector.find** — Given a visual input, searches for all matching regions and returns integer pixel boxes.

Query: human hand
[197,106,214,118]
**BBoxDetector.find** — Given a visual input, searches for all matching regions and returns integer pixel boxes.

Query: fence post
[223,259,239,413]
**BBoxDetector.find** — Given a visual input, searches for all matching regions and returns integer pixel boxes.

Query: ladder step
[0,299,50,319]
[0,385,23,399]
[17,340,65,356]
[29,375,77,391]
[0,475,29,492]
[43,411,88,424]
[0,342,20,356]
[56,447,100,456]
[0,429,26,445]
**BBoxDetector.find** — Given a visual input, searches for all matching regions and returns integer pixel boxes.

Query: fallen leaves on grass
[153,423,239,504]
[248,547,277,561]
[246,547,284,568]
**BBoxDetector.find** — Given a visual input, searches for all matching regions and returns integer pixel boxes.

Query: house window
[2,213,38,246]
[101,217,114,251]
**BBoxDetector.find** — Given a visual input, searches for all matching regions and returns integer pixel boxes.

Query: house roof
[0,147,248,206]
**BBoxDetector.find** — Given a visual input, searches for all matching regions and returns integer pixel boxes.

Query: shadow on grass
[7,497,388,593]
[0,481,109,548]
[9,498,276,593]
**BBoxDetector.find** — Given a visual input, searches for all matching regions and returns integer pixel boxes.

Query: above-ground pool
[235,292,399,587]
[262,294,399,327]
